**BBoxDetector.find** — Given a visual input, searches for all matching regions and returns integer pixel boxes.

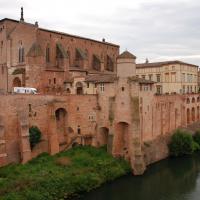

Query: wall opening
[114,122,129,157]
[76,82,83,95]
[12,77,22,87]
[192,107,195,122]
[55,108,68,147]
[187,108,190,124]
[99,127,109,146]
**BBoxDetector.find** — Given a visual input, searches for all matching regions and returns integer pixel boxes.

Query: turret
[117,50,136,77]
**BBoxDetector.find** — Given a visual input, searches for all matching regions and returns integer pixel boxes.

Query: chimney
[102,38,105,42]
[20,7,24,22]
[145,58,149,64]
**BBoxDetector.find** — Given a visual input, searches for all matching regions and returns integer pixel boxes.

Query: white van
[13,87,38,94]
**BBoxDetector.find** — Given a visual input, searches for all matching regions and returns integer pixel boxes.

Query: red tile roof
[117,51,136,59]
[136,60,198,68]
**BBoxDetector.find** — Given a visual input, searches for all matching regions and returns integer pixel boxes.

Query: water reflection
[75,154,200,200]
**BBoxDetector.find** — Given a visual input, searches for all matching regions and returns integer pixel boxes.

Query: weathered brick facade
[0,13,200,175]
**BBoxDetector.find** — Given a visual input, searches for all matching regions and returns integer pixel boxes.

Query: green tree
[29,126,41,149]
[193,130,200,146]
[169,129,197,157]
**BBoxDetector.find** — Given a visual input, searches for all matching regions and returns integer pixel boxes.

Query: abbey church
[0,8,199,175]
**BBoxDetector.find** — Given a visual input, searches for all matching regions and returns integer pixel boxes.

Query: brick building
[0,9,200,175]
[0,8,119,94]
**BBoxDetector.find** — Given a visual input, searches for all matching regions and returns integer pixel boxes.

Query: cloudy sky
[0,0,200,65]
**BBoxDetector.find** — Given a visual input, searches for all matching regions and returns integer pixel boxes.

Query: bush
[29,126,42,149]
[193,130,200,146]
[169,129,196,157]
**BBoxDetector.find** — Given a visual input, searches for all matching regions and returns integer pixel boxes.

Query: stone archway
[113,122,129,157]
[99,127,109,146]
[191,107,195,122]
[76,82,83,95]
[55,108,68,149]
[187,108,190,124]
[12,77,22,87]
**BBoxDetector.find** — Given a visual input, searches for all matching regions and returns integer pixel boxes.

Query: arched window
[18,46,24,63]
[192,97,195,103]
[106,55,114,71]
[46,44,50,62]
[92,55,101,71]
[187,108,190,124]
[186,98,190,104]
[192,107,195,121]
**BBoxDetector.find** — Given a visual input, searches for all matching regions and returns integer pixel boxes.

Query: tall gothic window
[18,46,24,63]
[106,55,114,71]
[46,45,50,62]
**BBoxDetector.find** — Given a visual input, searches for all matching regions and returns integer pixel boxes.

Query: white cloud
[0,0,200,66]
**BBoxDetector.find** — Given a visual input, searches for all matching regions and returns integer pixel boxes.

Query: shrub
[192,141,200,151]
[169,129,195,157]
[193,130,200,146]
[29,126,42,149]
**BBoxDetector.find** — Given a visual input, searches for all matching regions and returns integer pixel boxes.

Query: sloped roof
[27,42,44,57]
[128,76,155,84]
[117,51,136,59]
[64,77,74,83]
[85,74,117,83]
[0,18,119,47]
[136,60,198,68]
[69,67,87,72]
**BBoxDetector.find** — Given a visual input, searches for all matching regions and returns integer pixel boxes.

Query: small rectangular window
[100,83,104,92]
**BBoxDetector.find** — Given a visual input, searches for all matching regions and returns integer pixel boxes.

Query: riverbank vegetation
[0,146,131,200]
[169,129,200,157]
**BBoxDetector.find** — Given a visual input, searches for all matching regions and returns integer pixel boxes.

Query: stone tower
[117,50,136,77]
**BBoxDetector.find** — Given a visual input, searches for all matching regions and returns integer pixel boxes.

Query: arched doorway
[55,108,68,148]
[187,108,190,124]
[99,127,109,146]
[12,77,22,87]
[192,107,195,122]
[114,122,129,157]
[76,82,83,95]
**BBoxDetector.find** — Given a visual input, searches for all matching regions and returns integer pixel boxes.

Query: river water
[76,154,200,200]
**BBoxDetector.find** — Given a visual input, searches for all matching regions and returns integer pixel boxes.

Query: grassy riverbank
[0,146,131,200]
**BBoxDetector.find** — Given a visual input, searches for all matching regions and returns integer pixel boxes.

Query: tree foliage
[29,126,42,149]
[169,129,199,157]
[193,130,200,146]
